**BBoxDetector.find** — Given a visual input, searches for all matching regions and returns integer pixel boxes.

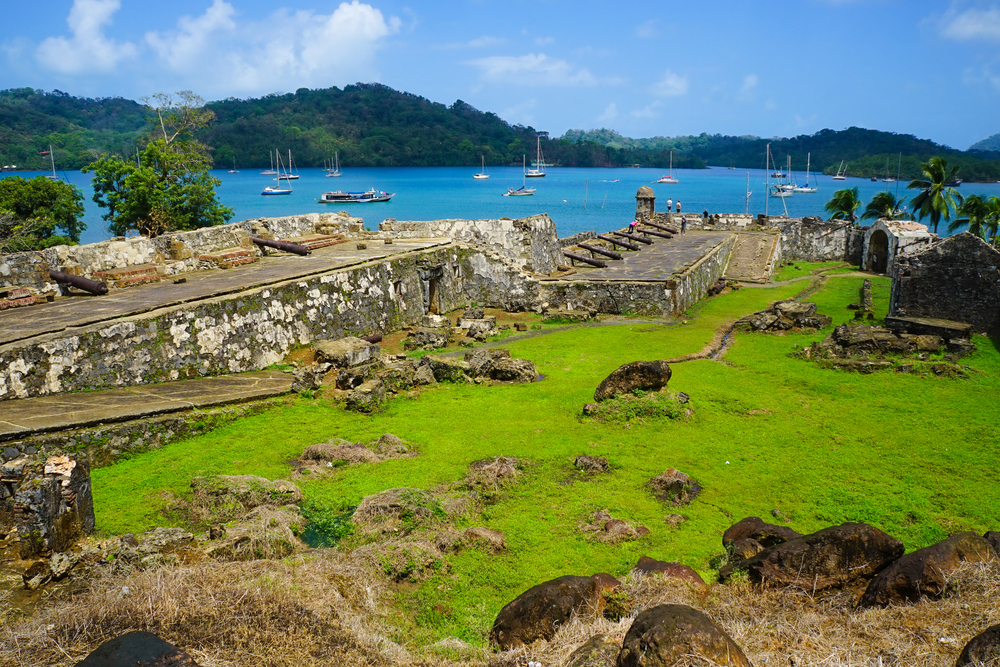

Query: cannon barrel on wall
[48,269,108,295]
[250,236,311,256]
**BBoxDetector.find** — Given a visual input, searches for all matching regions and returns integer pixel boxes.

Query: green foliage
[908,157,964,233]
[0,175,85,251]
[862,191,913,221]
[585,390,687,423]
[825,187,863,222]
[950,194,1000,240]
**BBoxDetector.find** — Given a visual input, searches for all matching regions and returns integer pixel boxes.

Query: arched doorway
[868,230,889,273]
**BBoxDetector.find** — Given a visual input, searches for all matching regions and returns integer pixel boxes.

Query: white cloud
[145,0,236,71]
[740,74,758,98]
[635,20,659,39]
[941,6,1000,41]
[467,53,598,86]
[631,101,663,118]
[534,36,555,46]
[36,0,138,74]
[597,103,618,123]
[649,70,688,97]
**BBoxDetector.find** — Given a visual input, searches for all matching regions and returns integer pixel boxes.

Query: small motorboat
[317,189,394,203]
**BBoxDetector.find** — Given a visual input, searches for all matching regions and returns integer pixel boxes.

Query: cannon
[611,230,653,245]
[597,234,640,251]
[644,221,679,234]
[638,228,673,239]
[250,236,311,256]
[48,269,108,295]
[563,251,607,268]
[577,243,623,260]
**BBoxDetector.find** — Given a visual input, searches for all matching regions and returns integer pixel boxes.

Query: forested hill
[1,85,999,179]
[563,127,1000,182]
[970,132,1000,153]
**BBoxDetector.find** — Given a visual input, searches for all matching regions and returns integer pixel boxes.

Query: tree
[907,157,963,234]
[861,191,913,221]
[0,176,85,252]
[824,187,863,222]
[949,194,996,238]
[84,91,233,237]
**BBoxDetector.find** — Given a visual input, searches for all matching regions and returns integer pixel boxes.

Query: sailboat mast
[49,145,56,179]
[765,143,770,218]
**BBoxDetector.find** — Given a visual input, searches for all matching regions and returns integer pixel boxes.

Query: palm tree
[981,196,1000,243]
[861,191,913,221]
[825,187,863,222]
[907,157,963,233]
[949,194,991,237]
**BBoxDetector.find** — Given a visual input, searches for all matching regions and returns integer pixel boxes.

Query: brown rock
[574,454,610,473]
[313,336,381,368]
[463,527,506,552]
[490,575,608,648]
[985,530,1000,557]
[858,532,995,608]
[616,604,752,667]
[731,538,765,561]
[594,360,671,401]
[956,624,1000,667]
[722,522,903,591]
[633,556,707,589]
[76,631,201,666]
[649,468,698,505]
[22,560,52,590]
[723,516,802,548]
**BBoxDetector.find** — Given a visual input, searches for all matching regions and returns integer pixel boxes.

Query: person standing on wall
[681,216,687,235]
[676,200,682,214]
[667,198,673,214]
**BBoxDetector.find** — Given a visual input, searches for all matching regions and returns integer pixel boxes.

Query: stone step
[280,233,348,251]
[198,247,261,269]
[884,316,974,339]
[92,263,163,289]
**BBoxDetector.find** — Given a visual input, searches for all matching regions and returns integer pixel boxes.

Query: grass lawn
[91,273,1000,647]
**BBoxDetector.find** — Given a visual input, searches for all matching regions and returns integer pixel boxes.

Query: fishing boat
[504,156,536,196]
[327,152,342,177]
[260,150,278,175]
[276,150,300,180]
[656,151,679,183]
[474,155,489,179]
[832,160,847,180]
[793,153,818,192]
[262,151,293,195]
[317,189,393,203]
[525,138,546,177]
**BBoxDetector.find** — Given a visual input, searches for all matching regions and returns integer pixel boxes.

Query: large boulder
[595,360,672,401]
[345,379,386,412]
[649,468,698,505]
[314,337,381,367]
[723,516,802,548]
[956,624,1000,667]
[490,574,611,648]
[12,454,95,559]
[616,604,752,667]
[403,327,450,351]
[858,532,995,608]
[632,556,707,589]
[721,522,903,590]
[421,356,471,383]
[76,631,200,666]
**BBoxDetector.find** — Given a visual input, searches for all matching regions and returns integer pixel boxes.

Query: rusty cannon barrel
[611,230,653,245]
[48,269,108,295]
[578,242,623,260]
[563,251,607,268]
[638,228,673,239]
[360,334,383,344]
[644,220,679,234]
[597,234,640,251]
[250,236,311,256]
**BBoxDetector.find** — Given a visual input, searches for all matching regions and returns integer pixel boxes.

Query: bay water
[14,166,1000,246]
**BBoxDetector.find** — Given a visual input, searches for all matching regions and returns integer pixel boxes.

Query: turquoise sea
[12,166,1000,246]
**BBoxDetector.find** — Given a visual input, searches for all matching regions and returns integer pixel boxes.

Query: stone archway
[868,230,889,273]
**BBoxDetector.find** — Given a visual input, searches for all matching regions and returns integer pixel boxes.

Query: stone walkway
[553,230,732,282]
[723,232,780,283]
[0,370,292,444]
[0,239,449,346]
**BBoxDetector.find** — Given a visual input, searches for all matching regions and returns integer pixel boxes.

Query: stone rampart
[0,245,538,401]
[0,213,361,294]
[379,214,563,274]
[684,214,864,264]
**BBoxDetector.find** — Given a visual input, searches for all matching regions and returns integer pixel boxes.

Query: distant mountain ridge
[1,85,998,180]
[969,132,1000,153]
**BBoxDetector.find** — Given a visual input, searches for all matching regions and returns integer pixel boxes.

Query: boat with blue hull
[317,189,394,203]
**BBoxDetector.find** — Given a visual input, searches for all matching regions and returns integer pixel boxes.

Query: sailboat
[228,158,239,174]
[656,151,679,183]
[262,150,293,195]
[504,156,536,196]
[793,153,818,192]
[326,152,342,177]
[44,145,60,180]
[260,150,278,175]
[881,155,896,183]
[275,150,300,180]
[767,145,792,199]
[474,155,489,179]
[525,138,546,177]
[832,160,847,180]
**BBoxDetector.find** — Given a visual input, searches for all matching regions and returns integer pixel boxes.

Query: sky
[3,0,1000,149]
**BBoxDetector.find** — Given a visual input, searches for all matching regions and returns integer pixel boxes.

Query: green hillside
[969,132,1000,153]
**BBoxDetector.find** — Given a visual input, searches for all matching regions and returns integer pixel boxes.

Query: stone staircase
[198,247,260,269]
[724,233,779,283]
[91,264,163,289]
[282,233,348,251]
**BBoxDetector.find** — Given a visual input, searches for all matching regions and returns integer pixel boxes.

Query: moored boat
[317,189,394,203]
[656,150,679,183]
[525,138,546,178]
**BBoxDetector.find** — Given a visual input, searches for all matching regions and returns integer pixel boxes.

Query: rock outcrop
[723,516,802,548]
[594,360,672,401]
[76,631,201,667]
[740,300,832,331]
[649,468,699,505]
[632,556,707,589]
[616,604,753,667]
[956,624,1000,667]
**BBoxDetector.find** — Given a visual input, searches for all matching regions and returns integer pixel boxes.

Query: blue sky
[4,0,1000,149]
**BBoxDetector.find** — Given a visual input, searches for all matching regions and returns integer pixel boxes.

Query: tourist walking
[681,216,687,235]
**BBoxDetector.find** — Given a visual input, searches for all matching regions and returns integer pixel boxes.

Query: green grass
[771,260,848,283]
[91,275,1000,648]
